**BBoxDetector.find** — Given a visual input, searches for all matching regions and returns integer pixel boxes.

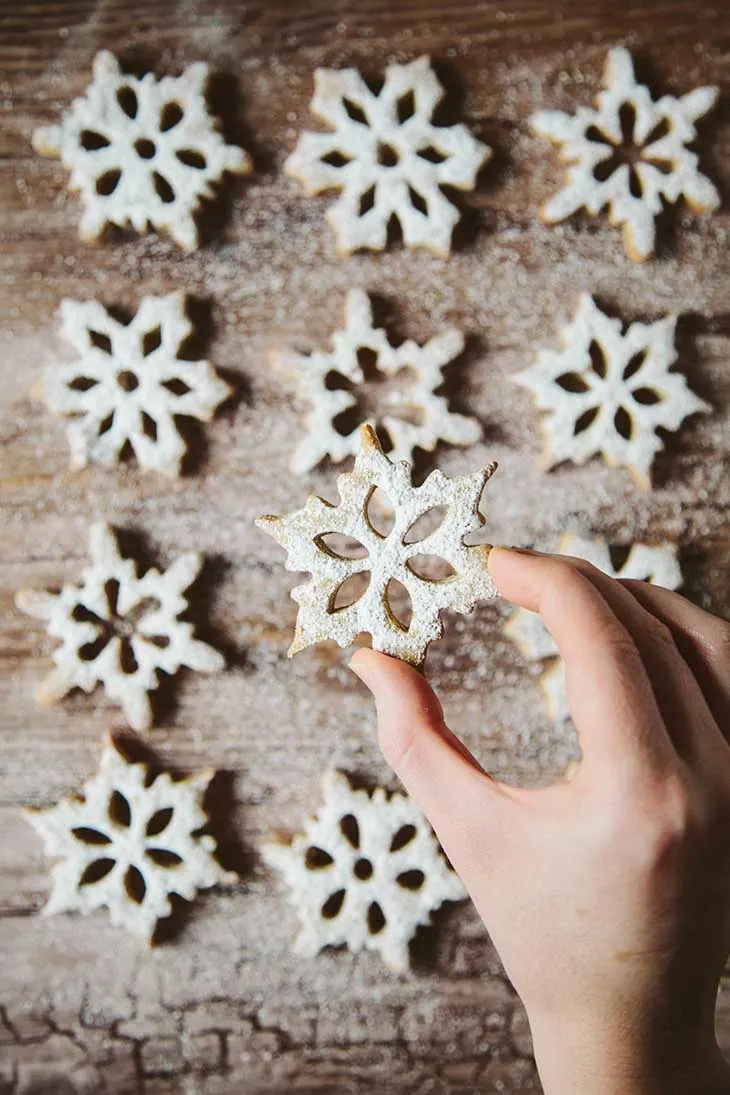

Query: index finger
[488,547,676,776]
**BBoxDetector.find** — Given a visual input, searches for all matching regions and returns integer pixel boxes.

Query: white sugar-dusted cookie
[38,291,231,475]
[505,532,683,725]
[530,47,719,261]
[16,522,224,731]
[275,289,481,474]
[263,770,466,973]
[256,425,497,665]
[285,56,490,255]
[515,294,710,488]
[32,50,251,250]
[27,734,236,940]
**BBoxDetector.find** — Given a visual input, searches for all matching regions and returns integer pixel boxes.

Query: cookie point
[255,514,279,529]
[359,424,383,452]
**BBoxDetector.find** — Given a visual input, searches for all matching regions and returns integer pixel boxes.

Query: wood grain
[1,0,729,1091]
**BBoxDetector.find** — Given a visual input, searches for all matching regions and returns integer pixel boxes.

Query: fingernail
[494,545,544,556]
[348,649,371,686]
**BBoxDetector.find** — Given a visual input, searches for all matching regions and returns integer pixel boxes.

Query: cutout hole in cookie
[623,349,647,381]
[134,138,156,160]
[321,150,351,168]
[117,370,139,391]
[176,149,206,170]
[315,533,369,561]
[339,813,360,848]
[97,412,115,437]
[89,329,113,353]
[573,407,600,435]
[385,577,412,631]
[81,129,110,151]
[119,640,138,675]
[141,412,158,441]
[353,856,373,881]
[161,377,191,396]
[141,326,162,356]
[367,901,386,934]
[321,888,345,919]
[556,372,590,394]
[72,827,112,845]
[644,118,671,146]
[153,172,175,204]
[390,824,417,852]
[588,340,607,379]
[145,848,183,869]
[417,144,447,164]
[79,858,115,886]
[614,406,634,439]
[124,865,146,904]
[95,170,121,196]
[377,141,400,168]
[69,375,99,391]
[116,86,138,119]
[365,487,395,537]
[358,185,376,216]
[146,808,174,837]
[407,185,428,216]
[396,869,425,891]
[632,387,662,405]
[343,98,367,125]
[406,554,456,582]
[328,572,371,613]
[109,790,131,828]
[305,846,334,870]
[396,90,416,124]
[403,505,448,544]
[160,102,184,131]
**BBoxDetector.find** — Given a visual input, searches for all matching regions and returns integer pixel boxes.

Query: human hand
[350,547,730,1095]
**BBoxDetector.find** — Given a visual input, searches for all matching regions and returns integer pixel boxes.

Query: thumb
[349,648,507,866]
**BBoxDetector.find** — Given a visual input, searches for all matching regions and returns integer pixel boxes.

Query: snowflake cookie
[256,425,497,665]
[276,289,481,474]
[27,735,235,939]
[506,532,682,724]
[32,50,251,250]
[263,770,466,972]
[530,47,719,261]
[515,294,710,488]
[38,291,231,475]
[285,56,490,255]
[15,522,224,731]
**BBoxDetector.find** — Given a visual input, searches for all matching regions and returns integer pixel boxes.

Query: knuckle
[544,558,587,599]
[690,769,730,840]
[543,561,630,645]
[705,617,730,667]
[646,619,678,658]
[623,774,704,872]
[594,619,641,665]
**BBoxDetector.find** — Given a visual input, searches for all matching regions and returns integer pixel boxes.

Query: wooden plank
[1,0,729,1090]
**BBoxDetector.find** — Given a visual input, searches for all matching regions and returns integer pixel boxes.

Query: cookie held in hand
[256,425,497,665]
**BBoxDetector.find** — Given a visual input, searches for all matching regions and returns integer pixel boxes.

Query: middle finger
[560,555,725,769]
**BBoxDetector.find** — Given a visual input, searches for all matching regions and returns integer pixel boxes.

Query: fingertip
[486,544,509,581]
[348,646,402,689]
[350,648,443,723]
[487,545,545,600]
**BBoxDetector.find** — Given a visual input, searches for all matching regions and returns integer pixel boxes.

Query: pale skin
[350,546,730,1095]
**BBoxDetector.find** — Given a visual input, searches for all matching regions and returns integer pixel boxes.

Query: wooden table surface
[1,1,729,1092]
